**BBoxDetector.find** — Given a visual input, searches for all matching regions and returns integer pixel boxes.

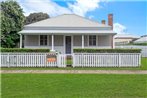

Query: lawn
[1,57,147,70]
[1,74,147,98]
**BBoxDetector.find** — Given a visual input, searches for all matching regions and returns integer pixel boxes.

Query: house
[19,14,116,54]
[114,34,139,45]
[133,35,147,43]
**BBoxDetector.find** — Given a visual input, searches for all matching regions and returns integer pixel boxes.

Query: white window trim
[88,35,98,46]
[38,35,48,46]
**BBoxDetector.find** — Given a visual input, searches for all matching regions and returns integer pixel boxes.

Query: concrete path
[1,70,147,74]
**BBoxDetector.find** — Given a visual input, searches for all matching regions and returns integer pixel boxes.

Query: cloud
[113,23,127,34]
[68,0,102,16]
[16,0,104,17]
[17,0,72,16]
[88,15,94,19]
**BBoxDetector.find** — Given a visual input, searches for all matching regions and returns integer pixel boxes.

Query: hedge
[1,48,50,52]
[73,48,141,53]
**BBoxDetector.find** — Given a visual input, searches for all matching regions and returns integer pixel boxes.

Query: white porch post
[51,34,54,51]
[82,35,84,48]
[20,34,22,48]
[113,35,115,49]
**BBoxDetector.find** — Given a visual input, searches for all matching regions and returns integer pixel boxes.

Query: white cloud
[89,15,94,19]
[113,23,127,34]
[18,0,72,16]
[16,0,104,17]
[68,0,102,16]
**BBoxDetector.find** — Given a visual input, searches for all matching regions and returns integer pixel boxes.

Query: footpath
[1,70,147,74]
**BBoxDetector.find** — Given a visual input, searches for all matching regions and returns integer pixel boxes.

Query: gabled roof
[134,36,147,43]
[25,14,110,28]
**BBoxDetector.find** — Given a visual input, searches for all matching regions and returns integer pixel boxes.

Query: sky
[1,0,147,36]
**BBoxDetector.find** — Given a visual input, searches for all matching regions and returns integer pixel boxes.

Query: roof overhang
[19,30,116,35]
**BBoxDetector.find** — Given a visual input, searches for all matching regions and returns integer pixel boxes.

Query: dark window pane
[40,35,47,46]
[40,41,43,45]
[45,41,47,45]
[89,35,96,46]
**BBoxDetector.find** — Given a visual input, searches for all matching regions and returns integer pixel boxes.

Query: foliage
[25,12,49,25]
[1,48,50,52]
[1,0,25,48]
[74,48,141,53]
[128,43,147,46]
[2,74,147,98]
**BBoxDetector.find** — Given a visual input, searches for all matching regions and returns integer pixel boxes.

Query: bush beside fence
[73,49,141,53]
[1,48,50,52]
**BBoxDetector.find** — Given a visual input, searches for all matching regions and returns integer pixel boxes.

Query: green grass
[66,59,73,65]
[1,58,147,70]
[1,74,147,98]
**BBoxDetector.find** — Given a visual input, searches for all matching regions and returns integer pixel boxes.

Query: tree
[1,0,25,48]
[25,12,49,25]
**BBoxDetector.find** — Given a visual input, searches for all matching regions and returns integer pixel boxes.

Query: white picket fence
[73,53,141,67]
[1,53,141,68]
[1,53,66,67]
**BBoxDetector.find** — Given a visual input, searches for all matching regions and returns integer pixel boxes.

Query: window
[40,35,47,46]
[89,35,96,46]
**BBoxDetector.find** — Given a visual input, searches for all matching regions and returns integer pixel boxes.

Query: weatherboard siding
[24,35,112,54]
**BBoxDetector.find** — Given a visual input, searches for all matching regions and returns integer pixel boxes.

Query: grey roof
[25,14,111,28]
[19,14,116,35]
[114,34,139,39]
[134,36,147,43]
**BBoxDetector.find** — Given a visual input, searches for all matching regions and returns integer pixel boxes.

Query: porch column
[51,34,54,51]
[20,34,22,48]
[113,35,115,49]
[111,35,115,49]
[82,35,84,48]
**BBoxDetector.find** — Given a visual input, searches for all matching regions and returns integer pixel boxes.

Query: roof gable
[25,14,110,28]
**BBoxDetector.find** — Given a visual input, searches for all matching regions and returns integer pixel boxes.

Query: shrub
[73,48,141,53]
[1,48,50,52]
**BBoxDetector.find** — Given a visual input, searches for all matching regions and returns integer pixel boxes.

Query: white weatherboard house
[19,14,116,54]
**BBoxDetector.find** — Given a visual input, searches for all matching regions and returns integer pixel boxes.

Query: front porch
[20,34,114,54]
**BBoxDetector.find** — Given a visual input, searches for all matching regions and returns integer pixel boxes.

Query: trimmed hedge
[73,48,141,53]
[1,48,50,52]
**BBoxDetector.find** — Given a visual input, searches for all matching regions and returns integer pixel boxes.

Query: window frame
[88,35,97,46]
[39,35,48,46]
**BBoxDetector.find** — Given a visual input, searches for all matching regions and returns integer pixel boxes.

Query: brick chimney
[101,20,106,24]
[108,14,113,29]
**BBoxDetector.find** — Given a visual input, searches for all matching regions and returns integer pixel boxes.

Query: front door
[65,36,71,54]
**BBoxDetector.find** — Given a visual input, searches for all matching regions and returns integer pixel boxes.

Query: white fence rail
[73,53,141,67]
[1,53,141,68]
[1,53,66,67]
